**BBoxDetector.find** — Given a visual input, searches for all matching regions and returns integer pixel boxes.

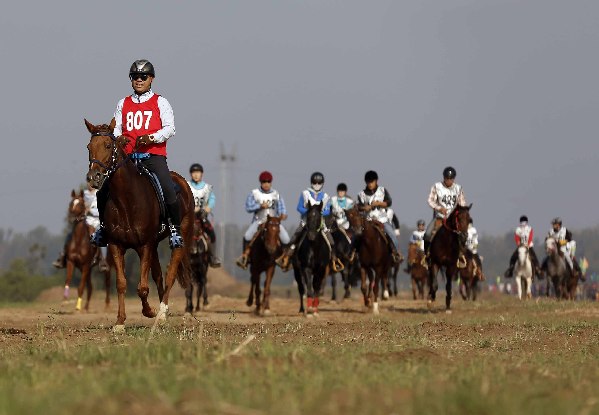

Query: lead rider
[90,59,184,249]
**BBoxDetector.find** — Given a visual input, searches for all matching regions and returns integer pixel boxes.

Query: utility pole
[218,142,236,267]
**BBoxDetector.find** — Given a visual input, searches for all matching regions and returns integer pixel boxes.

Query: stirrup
[210,255,222,268]
[169,226,184,249]
[457,255,467,269]
[331,257,344,273]
[275,254,291,271]
[348,250,356,264]
[236,254,249,270]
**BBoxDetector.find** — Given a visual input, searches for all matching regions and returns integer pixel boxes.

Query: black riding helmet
[129,59,155,77]
[520,215,528,223]
[337,183,348,192]
[364,170,378,182]
[551,217,562,225]
[189,163,203,173]
[311,172,324,184]
[417,219,425,226]
[443,166,456,179]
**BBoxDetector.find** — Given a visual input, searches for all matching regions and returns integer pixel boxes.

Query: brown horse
[85,119,193,331]
[405,243,427,300]
[185,212,210,313]
[61,189,111,311]
[246,216,283,315]
[427,204,472,312]
[458,251,481,301]
[346,207,392,315]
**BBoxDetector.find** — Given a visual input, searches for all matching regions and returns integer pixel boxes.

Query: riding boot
[208,246,222,268]
[275,225,304,270]
[529,248,542,276]
[52,251,66,269]
[325,229,344,272]
[90,224,108,247]
[236,240,251,270]
[166,202,184,249]
[573,259,584,281]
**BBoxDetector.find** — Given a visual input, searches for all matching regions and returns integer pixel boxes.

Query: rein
[88,131,131,178]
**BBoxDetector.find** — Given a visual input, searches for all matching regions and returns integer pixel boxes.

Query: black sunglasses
[130,73,150,81]
[261,180,272,184]
[311,180,323,185]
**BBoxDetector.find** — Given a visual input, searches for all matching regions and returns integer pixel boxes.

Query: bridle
[443,209,465,235]
[88,131,129,178]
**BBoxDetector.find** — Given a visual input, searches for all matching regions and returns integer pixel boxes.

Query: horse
[427,204,472,312]
[387,257,403,298]
[185,211,210,314]
[346,206,392,315]
[458,251,481,301]
[292,202,331,316]
[85,119,193,331]
[543,237,579,300]
[325,219,354,302]
[61,189,111,311]
[513,245,533,300]
[405,243,427,300]
[246,215,283,315]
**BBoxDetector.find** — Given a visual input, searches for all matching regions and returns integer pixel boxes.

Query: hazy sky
[1,0,598,236]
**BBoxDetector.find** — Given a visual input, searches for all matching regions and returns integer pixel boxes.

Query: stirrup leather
[457,255,467,269]
[331,257,344,273]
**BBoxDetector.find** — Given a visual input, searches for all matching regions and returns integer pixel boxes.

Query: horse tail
[177,250,192,289]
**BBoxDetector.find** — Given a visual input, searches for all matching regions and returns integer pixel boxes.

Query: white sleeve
[113,98,125,136]
[152,96,175,143]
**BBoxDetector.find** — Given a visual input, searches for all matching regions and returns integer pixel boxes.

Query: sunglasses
[311,181,323,185]
[261,180,271,184]
[130,73,150,81]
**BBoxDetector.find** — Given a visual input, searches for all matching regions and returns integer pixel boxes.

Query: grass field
[0,291,598,415]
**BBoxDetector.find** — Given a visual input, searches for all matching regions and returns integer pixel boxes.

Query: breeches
[383,222,399,250]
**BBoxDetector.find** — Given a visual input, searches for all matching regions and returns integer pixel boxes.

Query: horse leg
[64,260,75,301]
[110,244,127,329]
[136,245,156,318]
[84,265,93,311]
[428,264,439,308]
[76,265,86,312]
[411,275,417,300]
[294,265,306,313]
[196,277,202,311]
[262,265,275,315]
[306,267,314,314]
[343,267,351,299]
[160,248,187,319]
[246,276,255,308]
[445,267,454,312]
[103,266,111,311]
[313,269,325,316]
[373,267,383,315]
[254,271,262,315]
[184,281,194,314]
[331,273,337,302]
[150,251,164,302]
[202,266,209,306]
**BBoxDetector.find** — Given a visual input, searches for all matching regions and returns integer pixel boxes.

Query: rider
[406,219,426,272]
[424,166,468,268]
[236,171,289,269]
[466,218,484,280]
[356,170,402,264]
[187,163,221,268]
[331,183,354,238]
[504,215,541,278]
[90,59,184,249]
[545,217,583,280]
[275,172,340,271]
[53,183,108,271]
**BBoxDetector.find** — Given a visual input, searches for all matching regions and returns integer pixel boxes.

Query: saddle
[135,163,182,225]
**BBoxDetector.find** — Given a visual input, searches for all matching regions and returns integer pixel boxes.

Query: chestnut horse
[346,207,392,315]
[61,189,111,311]
[458,251,481,301]
[185,211,210,314]
[85,119,193,331]
[292,203,331,315]
[246,216,283,315]
[405,242,427,300]
[427,204,472,312]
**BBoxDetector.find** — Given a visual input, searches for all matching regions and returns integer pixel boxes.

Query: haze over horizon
[1,1,598,237]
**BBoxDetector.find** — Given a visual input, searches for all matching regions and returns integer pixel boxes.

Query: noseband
[88,132,126,178]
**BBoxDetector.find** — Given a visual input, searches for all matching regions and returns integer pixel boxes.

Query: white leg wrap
[373,302,380,315]
[157,302,169,321]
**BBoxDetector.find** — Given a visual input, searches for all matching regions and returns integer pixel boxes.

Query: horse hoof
[112,324,125,334]
[184,312,192,318]
[246,300,253,307]
[263,309,271,316]
[313,311,320,318]
[383,290,389,300]
[306,313,314,319]
[157,302,168,321]
[373,302,380,315]
[445,309,452,315]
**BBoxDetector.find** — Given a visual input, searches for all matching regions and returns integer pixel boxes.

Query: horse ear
[109,117,116,131]
[79,189,84,198]
[467,203,473,210]
[84,119,95,133]
[71,189,76,198]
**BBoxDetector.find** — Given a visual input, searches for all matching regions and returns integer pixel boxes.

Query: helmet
[259,171,273,182]
[189,163,203,173]
[417,219,425,226]
[364,170,378,182]
[337,183,347,192]
[310,172,324,184]
[443,166,456,179]
[129,59,155,77]
[551,217,562,225]
[520,215,528,223]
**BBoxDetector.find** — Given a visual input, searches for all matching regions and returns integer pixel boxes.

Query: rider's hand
[194,206,201,213]
[204,206,212,214]
[260,202,269,209]
[136,134,154,147]
[438,207,448,216]
[363,205,372,212]
[116,135,130,147]
[280,214,288,221]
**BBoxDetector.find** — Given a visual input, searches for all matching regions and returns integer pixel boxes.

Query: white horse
[514,245,533,300]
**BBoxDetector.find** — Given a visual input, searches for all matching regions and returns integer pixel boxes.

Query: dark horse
[427,204,472,312]
[346,206,392,314]
[405,242,427,300]
[62,189,111,311]
[246,216,283,315]
[458,251,481,301]
[292,202,331,315]
[543,237,574,300]
[185,211,210,314]
[85,119,193,331]
[325,220,355,301]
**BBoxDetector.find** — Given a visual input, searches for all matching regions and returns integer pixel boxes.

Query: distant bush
[0,258,62,302]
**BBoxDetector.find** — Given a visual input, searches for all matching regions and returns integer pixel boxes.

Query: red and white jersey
[515,225,534,247]
[113,90,175,156]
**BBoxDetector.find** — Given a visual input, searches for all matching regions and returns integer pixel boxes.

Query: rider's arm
[112,98,125,137]
[207,190,215,210]
[277,196,288,219]
[382,188,392,208]
[427,185,443,212]
[565,229,573,242]
[296,194,308,215]
[245,192,260,213]
[457,188,467,206]
[528,228,534,247]
[151,96,175,143]
[322,197,332,216]
[514,231,521,246]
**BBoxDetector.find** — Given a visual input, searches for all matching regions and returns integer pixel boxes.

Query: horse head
[449,204,472,236]
[306,202,323,241]
[85,118,121,189]
[345,206,363,236]
[545,236,559,256]
[263,215,282,255]
[517,244,529,265]
[68,189,85,223]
